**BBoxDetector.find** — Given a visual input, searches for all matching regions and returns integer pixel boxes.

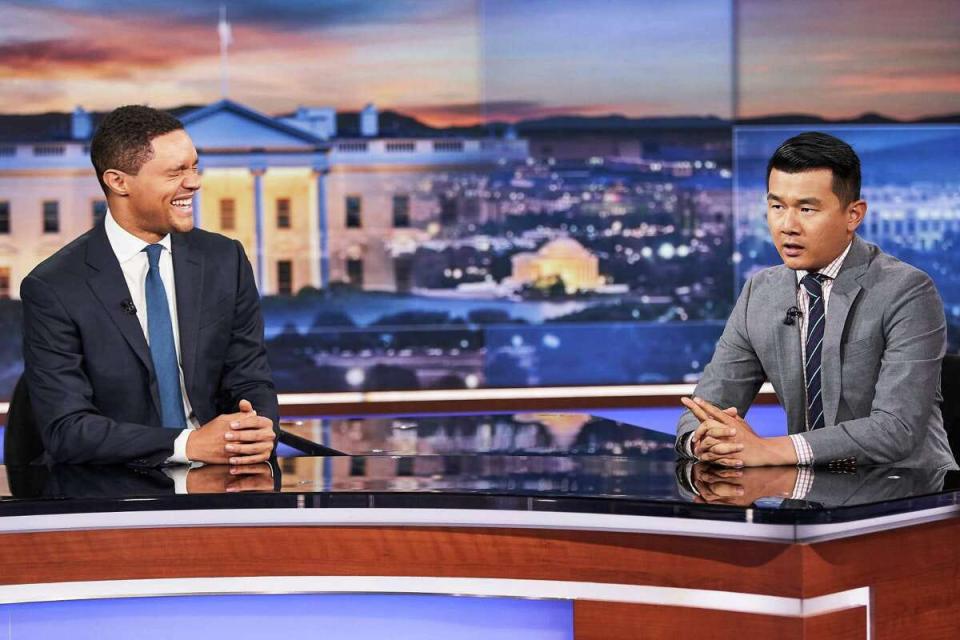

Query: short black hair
[90,105,184,195]
[766,131,861,206]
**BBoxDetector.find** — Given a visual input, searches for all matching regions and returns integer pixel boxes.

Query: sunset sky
[737,0,960,119]
[0,0,957,124]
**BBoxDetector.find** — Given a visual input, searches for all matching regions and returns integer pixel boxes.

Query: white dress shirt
[104,211,198,463]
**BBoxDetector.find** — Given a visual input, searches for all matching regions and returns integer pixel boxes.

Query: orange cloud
[405,100,676,127]
[830,72,960,95]
[0,8,341,82]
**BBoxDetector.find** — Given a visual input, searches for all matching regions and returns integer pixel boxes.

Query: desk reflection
[2,454,679,500]
[281,412,676,457]
[276,453,679,498]
[2,455,954,511]
[3,462,278,498]
[1,411,954,510]
[676,460,951,508]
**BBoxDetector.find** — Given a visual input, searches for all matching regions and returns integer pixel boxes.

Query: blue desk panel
[2,594,572,640]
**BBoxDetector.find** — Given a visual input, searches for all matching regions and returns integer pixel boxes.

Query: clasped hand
[185,399,276,465]
[186,462,275,494]
[680,397,797,467]
[690,464,799,506]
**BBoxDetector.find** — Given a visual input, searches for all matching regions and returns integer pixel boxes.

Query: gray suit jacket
[677,235,956,469]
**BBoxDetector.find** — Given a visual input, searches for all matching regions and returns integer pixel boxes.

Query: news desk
[1,412,959,639]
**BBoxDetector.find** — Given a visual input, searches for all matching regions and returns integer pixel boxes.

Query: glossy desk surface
[2,412,958,540]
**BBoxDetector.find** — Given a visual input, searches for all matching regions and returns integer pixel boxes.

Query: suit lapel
[771,267,806,433]
[822,236,870,427]
[172,231,203,403]
[85,223,161,418]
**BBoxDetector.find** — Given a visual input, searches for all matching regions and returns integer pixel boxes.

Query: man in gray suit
[677,132,955,469]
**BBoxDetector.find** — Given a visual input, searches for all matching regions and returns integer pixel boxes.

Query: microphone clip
[121,299,137,315]
[783,306,803,326]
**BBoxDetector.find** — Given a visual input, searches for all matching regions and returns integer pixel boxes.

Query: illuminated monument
[509,237,605,294]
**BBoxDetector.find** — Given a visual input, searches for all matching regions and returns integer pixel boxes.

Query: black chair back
[3,375,44,466]
[942,354,960,461]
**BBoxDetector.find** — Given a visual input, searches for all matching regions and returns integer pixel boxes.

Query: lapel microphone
[783,306,803,326]
[121,299,137,315]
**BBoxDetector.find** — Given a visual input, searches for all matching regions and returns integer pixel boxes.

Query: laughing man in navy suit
[21,105,278,466]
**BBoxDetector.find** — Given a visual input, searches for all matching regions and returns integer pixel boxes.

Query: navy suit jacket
[21,221,279,465]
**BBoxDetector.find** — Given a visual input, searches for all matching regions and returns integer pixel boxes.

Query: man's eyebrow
[765,194,824,206]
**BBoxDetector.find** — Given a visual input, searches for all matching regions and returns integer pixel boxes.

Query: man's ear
[102,169,130,198]
[846,199,867,232]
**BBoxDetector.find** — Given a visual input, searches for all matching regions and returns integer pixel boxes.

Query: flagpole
[218,4,231,99]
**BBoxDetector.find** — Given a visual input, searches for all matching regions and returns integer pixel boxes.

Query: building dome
[538,237,589,259]
[508,237,603,294]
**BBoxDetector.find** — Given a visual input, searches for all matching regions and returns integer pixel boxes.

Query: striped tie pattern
[802,273,829,431]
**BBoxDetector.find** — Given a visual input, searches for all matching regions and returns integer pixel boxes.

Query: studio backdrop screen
[0,0,957,400]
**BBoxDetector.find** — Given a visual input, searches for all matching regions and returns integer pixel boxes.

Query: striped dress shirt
[789,241,853,467]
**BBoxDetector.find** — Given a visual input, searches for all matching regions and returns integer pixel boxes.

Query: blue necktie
[802,273,829,431]
[144,244,186,428]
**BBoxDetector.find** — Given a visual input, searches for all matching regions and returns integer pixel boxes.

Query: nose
[778,208,801,235]
[183,169,201,191]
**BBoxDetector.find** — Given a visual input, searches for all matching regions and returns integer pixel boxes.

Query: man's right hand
[185,409,276,465]
[682,399,746,463]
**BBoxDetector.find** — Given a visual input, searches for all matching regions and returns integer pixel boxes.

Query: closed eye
[168,166,199,178]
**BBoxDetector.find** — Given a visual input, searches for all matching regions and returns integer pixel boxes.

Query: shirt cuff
[789,433,814,466]
[161,462,205,494]
[791,466,815,499]
[165,429,193,464]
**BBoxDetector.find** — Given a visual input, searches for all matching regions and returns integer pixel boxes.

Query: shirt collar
[795,240,853,284]
[104,209,172,264]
